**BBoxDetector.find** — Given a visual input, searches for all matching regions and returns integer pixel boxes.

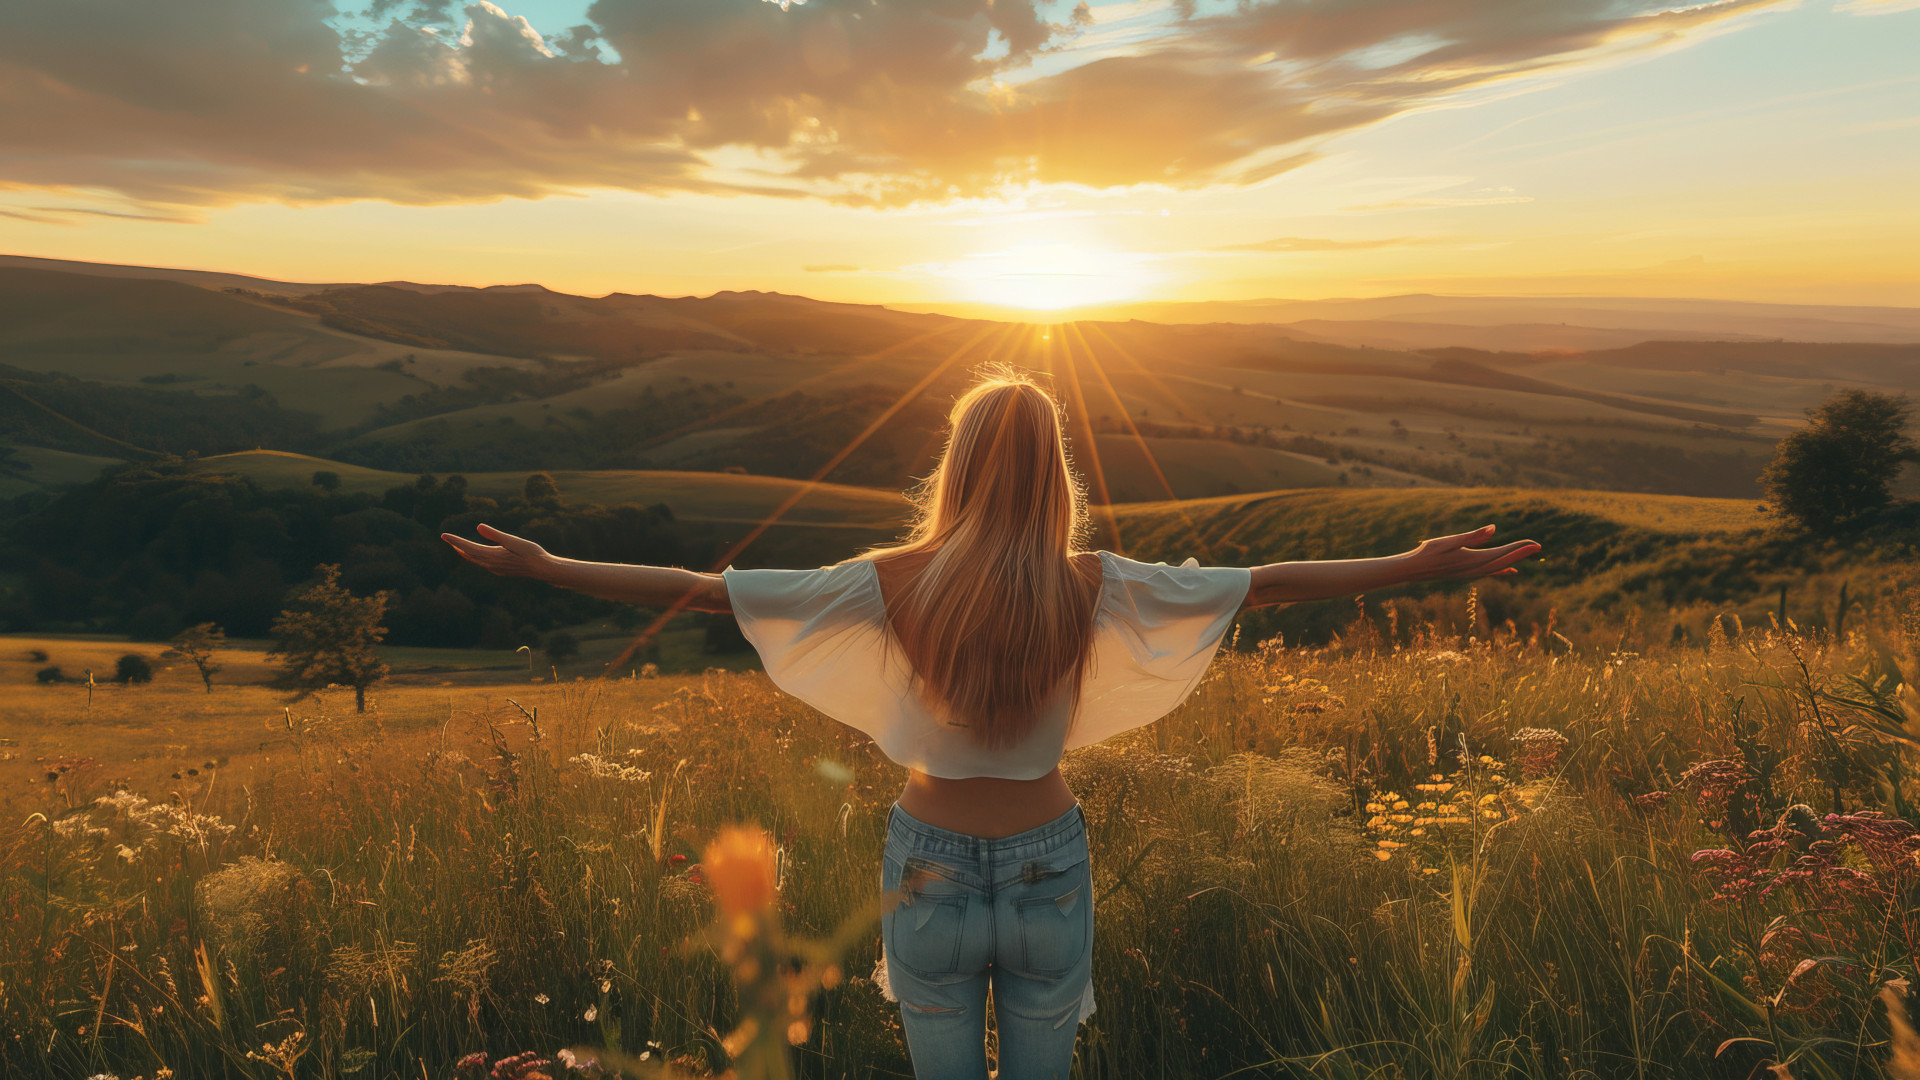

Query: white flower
[583,1005,598,1022]
[568,753,651,784]
[534,993,550,1005]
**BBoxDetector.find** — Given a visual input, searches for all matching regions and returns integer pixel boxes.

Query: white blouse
[721,551,1253,780]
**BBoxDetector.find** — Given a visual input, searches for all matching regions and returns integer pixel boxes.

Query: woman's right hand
[440,523,556,580]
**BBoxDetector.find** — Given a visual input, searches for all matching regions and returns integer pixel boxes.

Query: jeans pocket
[886,891,968,977]
[1015,866,1090,978]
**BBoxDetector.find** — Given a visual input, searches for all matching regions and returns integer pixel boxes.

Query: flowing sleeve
[719,561,902,744]
[1065,551,1252,751]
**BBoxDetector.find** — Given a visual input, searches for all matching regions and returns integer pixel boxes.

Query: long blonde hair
[854,366,1101,749]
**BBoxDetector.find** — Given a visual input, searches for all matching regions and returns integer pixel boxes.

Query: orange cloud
[0,0,1786,212]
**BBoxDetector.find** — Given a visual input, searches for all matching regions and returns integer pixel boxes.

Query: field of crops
[7,594,1920,1079]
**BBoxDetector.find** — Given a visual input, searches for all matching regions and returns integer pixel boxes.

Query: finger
[1470,540,1539,559]
[477,523,536,554]
[441,534,498,558]
[1441,524,1497,550]
[1482,545,1537,571]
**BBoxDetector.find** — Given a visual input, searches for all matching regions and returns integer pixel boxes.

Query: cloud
[1834,0,1920,13]
[1214,235,1425,252]
[803,263,861,272]
[0,0,1787,211]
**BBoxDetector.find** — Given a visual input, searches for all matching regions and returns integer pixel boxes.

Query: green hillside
[186,451,910,528]
[174,451,1919,653]
[1108,484,1913,649]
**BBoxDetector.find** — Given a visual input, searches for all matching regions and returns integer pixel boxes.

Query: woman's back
[873,548,1105,837]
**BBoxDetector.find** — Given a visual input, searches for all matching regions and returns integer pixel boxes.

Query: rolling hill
[4,254,1919,507]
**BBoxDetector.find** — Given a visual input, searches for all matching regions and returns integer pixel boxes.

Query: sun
[937,243,1163,311]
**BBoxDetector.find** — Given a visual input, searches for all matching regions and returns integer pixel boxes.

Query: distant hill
[891,293,1920,349]
[5,254,1920,503]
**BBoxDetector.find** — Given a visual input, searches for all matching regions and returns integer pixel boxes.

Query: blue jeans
[879,802,1095,1080]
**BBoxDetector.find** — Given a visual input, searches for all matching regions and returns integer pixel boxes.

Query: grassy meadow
[7,588,1920,1079]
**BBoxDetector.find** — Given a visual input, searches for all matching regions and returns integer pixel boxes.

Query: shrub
[115,654,153,685]
[544,630,580,663]
[34,665,63,684]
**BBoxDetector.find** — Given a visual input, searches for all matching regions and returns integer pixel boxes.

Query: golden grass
[6,608,1920,1078]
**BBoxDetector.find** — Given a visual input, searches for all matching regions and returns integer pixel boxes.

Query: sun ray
[1081,322,1208,424]
[631,321,979,455]
[1052,322,1123,554]
[600,321,1016,676]
[1062,321,1212,558]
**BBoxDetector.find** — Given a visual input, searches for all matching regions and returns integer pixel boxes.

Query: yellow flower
[1409,828,1426,837]
[1478,794,1499,806]
[1365,802,1385,814]
[1372,850,1392,861]
[1392,800,1410,810]
[1481,809,1501,820]
[703,825,778,916]
[1377,840,1405,850]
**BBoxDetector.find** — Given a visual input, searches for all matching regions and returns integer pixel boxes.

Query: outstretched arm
[1241,524,1539,610]
[440,524,732,613]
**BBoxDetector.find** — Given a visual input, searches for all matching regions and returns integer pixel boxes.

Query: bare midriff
[897,766,1078,839]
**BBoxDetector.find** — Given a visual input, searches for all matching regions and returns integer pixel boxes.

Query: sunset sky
[2,0,1916,310]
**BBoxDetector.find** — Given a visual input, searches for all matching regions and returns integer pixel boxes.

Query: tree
[311,470,341,492]
[524,472,560,504]
[115,654,154,685]
[164,622,226,693]
[269,564,390,712]
[544,630,580,664]
[1761,389,1916,533]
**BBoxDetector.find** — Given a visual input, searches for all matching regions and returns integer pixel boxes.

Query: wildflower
[583,1005,597,1022]
[489,1052,553,1080]
[568,753,650,784]
[51,816,108,841]
[702,826,778,916]
[534,993,549,1005]
[1513,728,1569,779]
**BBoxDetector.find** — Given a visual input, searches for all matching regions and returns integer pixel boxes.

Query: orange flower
[703,825,778,916]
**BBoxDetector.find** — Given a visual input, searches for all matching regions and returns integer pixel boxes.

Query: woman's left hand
[440,523,556,580]
[1400,524,1541,583]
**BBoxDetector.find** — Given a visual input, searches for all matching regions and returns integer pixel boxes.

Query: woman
[442,368,1540,1079]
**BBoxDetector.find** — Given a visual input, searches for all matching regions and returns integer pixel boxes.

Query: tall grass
[6,597,1920,1079]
